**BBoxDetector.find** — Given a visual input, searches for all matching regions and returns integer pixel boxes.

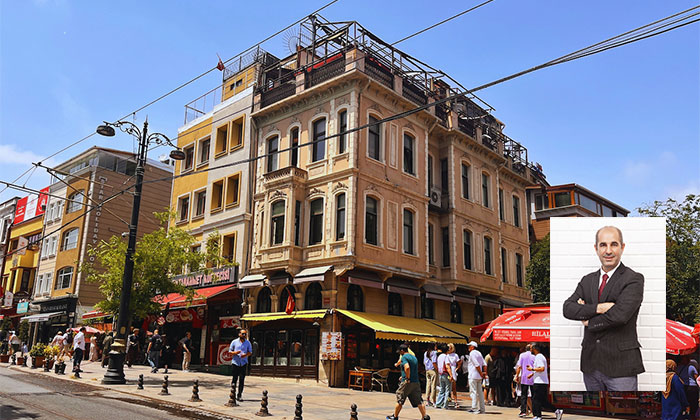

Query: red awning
[154,284,236,308]
[666,319,699,356]
[480,307,550,343]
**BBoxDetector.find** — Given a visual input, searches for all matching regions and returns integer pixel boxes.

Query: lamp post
[96,119,184,384]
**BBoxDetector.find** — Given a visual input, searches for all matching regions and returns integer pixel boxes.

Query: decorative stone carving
[366,183,378,192]
[270,190,286,199]
[306,187,323,198]
[333,182,347,192]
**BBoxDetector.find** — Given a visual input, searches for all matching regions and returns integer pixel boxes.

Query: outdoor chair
[371,368,390,392]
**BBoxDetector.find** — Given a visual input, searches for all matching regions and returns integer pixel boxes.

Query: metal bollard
[54,361,61,373]
[224,381,238,407]
[137,374,144,390]
[255,390,271,417]
[350,403,358,420]
[11,354,16,365]
[159,375,170,395]
[44,360,51,372]
[188,379,202,402]
[22,356,28,367]
[294,394,303,420]
[59,362,67,375]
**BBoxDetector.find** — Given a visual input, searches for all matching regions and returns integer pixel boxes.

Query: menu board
[320,332,342,361]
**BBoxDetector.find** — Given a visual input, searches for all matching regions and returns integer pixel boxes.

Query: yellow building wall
[2,215,43,294]
[222,67,256,101]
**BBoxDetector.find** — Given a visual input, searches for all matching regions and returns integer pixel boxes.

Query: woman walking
[89,335,99,362]
[663,359,689,420]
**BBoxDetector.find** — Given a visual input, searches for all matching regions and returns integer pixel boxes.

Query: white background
[549,217,666,391]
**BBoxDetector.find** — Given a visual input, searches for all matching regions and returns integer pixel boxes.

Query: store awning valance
[452,291,476,304]
[21,311,63,323]
[428,320,474,338]
[239,274,266,289]
[155,284,236,308]
[479,297,501,309]
[346,270,383,289]
[293,265,333,284]
[385,277,419,296]
[241,309,328,323]
[422,284,452,301]
[269,272,291,286]
[337,309,467,344]
[500,298,525,308]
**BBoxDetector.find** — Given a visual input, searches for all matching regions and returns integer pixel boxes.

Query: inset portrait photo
[549,217,666,392]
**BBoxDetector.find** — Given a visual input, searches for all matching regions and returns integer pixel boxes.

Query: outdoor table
[348,369,373,391]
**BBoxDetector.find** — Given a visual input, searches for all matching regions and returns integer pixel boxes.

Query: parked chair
[371,368,390,392]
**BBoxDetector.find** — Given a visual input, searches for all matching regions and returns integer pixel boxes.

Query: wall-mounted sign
[320,332,342,361]
[17,302,29,314]
[217,344,233,365]
[14,187,49,224]
[3,291,13,307]
[171,265,238,288]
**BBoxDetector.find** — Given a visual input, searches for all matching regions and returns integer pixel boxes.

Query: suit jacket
[562,263,645,378]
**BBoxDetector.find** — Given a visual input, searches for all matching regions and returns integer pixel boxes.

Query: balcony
[305,53,346,88]
[260,81,296,108]
[263,166,308,186]
[402,79,428,106]
[364,55,394,89]
[435,103,449,127]
[458,118,476,138]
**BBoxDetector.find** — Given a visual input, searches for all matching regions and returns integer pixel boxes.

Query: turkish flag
[285,292,295,315]
[216,54,225,71]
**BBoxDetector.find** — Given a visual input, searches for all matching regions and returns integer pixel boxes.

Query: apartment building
[0,197,20,263]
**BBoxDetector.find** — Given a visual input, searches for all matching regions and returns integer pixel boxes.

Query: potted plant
[44,345,59,369]
[29,343,47,368]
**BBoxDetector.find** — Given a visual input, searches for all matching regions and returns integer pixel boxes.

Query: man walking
[423,343,437,407]
[126,328,140,368]
[527,343,563,420]
[515,344,535,417]
[72,327,86,376]
[101,331,113,368]
[386,343,430,420]
[181,331,192,372]
[147,328,163,373]
[467,341,487,414]
[228,329,252,401]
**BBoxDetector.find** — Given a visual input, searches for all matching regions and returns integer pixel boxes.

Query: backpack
[65,332,74,345]
[152,335,163,352]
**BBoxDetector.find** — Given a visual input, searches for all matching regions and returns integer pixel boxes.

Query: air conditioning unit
[429,189,441,207]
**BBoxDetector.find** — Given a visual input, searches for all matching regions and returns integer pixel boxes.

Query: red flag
[216,54,225,71]
[285,292,295,315]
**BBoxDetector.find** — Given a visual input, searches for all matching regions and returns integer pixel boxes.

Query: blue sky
[1,0,698,213]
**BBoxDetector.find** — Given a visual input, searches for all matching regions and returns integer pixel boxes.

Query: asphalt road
[0,367,241,420]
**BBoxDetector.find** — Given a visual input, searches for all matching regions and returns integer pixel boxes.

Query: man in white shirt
[72,327,86,376]
[467,341,487,414]
[526,343,563,420]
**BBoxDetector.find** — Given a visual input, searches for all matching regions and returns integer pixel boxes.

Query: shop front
[24,296,78,344]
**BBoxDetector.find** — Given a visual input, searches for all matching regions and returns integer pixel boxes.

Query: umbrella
[71,326,101,335]
[666,319,698,356]
[480,309,530,342]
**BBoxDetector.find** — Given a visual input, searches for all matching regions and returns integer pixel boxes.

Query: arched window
[484,236,493,275]
[368,115,382,161]
[55,266,73,290]
[403,133,415,175]
[365,196,378,245]
[257,287,272,313]
[266,135,279,172]
[66,191,84,213]
[421,295,434,319]
[270,201,285,245]
[279,285,296,312]
[290,127,299,167]
[304,283,323,310]
[388,292,402,316]
[312,118,326,162]
[403,209,414,254]
[450,301,462,323]
[309,198,324,245]
[335,193,346,240]
[61,228,79,251]
[347,284,364,311]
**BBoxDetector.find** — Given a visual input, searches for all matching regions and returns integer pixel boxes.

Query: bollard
[350,403,358,420]
[137,374,144,390]
[44,361,50,372]
[159,375,170,395]
[54,361,61,374]
[22,356,28,367]
[59,362,66,375]
[255,390,271,417]
[188,379,202,402]
[224,381,238,407]
[294,394,303,420]
[11,354,16,365]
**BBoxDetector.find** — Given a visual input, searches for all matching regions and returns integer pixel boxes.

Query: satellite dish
[283,28,300,54]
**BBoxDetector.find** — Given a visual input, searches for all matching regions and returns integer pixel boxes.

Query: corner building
[240,16,546,386]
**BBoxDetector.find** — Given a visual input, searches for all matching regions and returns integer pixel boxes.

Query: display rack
[637,392,661,419]
[605,392,637,415]
[551,391,605,412]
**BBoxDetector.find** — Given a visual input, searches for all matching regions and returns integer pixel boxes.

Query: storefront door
[250,322,318,379]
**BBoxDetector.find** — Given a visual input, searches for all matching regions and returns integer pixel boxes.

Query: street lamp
[96,119,184,384]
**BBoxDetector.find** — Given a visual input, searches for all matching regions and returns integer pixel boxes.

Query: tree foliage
[80,212,226,321]
[638,194,700,324]
[526,233,550,303]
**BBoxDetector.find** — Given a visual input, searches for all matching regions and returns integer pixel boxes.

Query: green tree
[18,320,29,343]
[526,233,550,303]
[80,212,227,322]
[638,194,700,324]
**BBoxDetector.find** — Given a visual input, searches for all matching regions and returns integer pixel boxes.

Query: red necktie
[599,273,609,300]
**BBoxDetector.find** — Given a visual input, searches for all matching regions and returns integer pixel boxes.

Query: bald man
[563,226,645,391]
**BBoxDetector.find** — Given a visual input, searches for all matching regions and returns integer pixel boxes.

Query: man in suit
[563,226,644,391]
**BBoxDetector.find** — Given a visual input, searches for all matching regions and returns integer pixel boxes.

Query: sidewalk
[3,360,610,420]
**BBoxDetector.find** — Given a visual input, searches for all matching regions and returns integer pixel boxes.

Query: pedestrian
[663,359,690,420]
[678,358,699,420]
[423,343,438,407]
[436,343,451,409]
[147,328,163,373]
[385,343,429,420]
[62,328,73,360]
[161,334,172,374]
[526,343,563,420]
[445,343,460,408]
[181,331,192,372]
[467,341,487,414]
[101,331,113,368]
[494,349,508,406]
[72,327,86,374]
[228,329,252,401]
[89,335,99,362]
[515,344,535,417]
[485,347,499,405]
[9,331,20,355]
[126,328,140,367]
[458,351,470,389]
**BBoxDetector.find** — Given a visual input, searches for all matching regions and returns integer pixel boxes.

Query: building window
[365,196,378,246]
[463,230,472,270]
[177,195,190,222]
[482,173,490,208]
[336,193,346,240]
[461,163,470,199]
[49,236,57,256]
[183,144,195,172]
[290,127,299,167]
[294,200,301,246]
[428,223,435,265]
[279,285,296,312]
[499,188,505,221]
[388,293,402,316]
[501,248,507,283]
[222,234,236,263]
[270,201,285,245]
[55,266,73,290]
[450,301,462,323]
[516,253,523,287]
[338,110,347,154]
[215,124,228,156]
[66,191,84,213]
[534,193,548,211]
[304,283,322,310]
[421,295,434,319]
[442,227,450,267]
[428,155,434,188]
[312,118,326,162]
[230,117,243,150]
[484,236,493,275]
[347,284,363,311]
[194,190,206,217]
[309,198,324,245]
[267,135,278,172]
[513,195,521,227]
[225,174,241,208]
[403,133,415,175]
[554,191,571,207]
[440,158,448,192]
[199,137,210,165]
[257,287,272,313]
[403,209,414,254]
[61,228,79,251]
[368,115,381,161]
[211,180,223,211]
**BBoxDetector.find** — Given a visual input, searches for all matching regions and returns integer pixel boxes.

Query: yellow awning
[241,310,328,323]
[428,320,474,338]
[337,310,467,344]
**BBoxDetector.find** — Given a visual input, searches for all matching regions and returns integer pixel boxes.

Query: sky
[1,0,698,214]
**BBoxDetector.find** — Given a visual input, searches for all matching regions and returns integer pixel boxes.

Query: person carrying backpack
[147,329,163,373]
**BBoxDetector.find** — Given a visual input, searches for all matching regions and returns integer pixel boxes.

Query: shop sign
[217,344,233,365]
[16,237,28,256]
[165,308,200,323]
[3,291,13,307]
[14,187,49,224]
[157,316,166,326]
[40,299,75,313]
[219,316,240,329]
[570,394,584,404]
[492,328,550,342]
[17,302,28,314]
[171,266,237,288]
[320,332,342,361]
